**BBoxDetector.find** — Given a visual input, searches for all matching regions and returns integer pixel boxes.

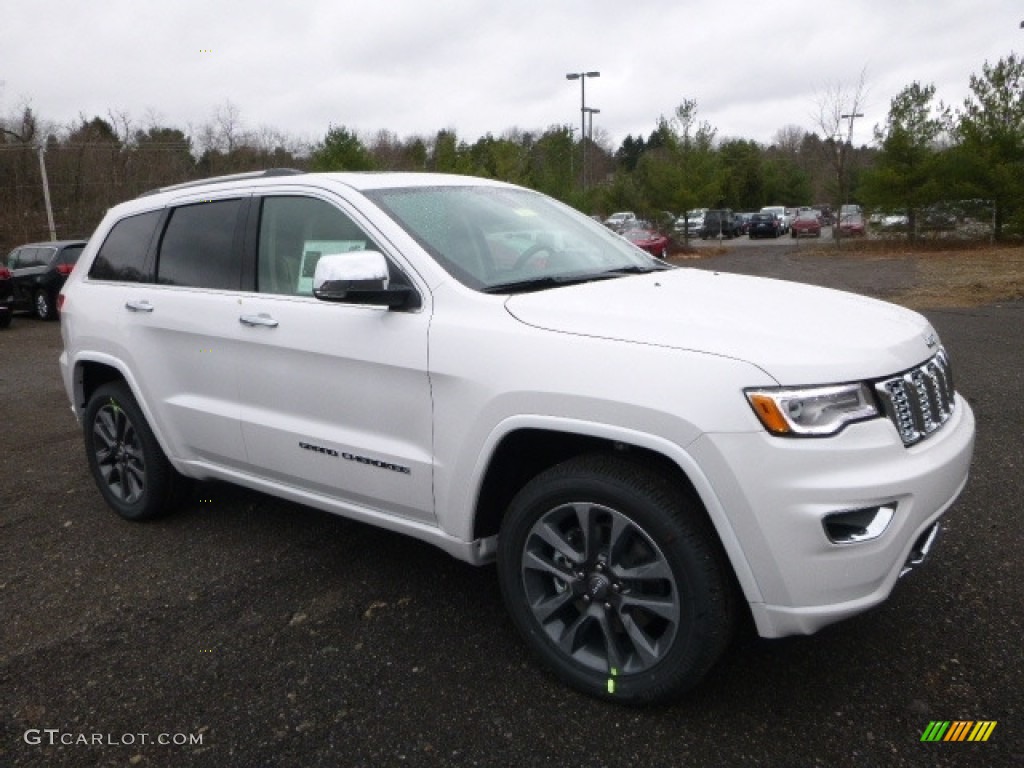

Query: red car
[622,228,671,259]
[790,211,822,238]
[838,213,866,237]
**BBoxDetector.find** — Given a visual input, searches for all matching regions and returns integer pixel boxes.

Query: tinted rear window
[90,210,162,282]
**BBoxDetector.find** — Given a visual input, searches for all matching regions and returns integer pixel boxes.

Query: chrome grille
[875,348,956,446]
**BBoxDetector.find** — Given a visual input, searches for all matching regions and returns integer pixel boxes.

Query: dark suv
[699,209,738,239]
[6,240,87,320]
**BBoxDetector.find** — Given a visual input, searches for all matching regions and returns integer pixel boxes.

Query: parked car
[0,265,13,328]
[603,212,637,232]
[700,209,738,239]
[790,210,822,238]
[880,213,909,231]
[6,240,87,320]
[760,206,790,233]
[920,205,957,231]
[622,227,671,258]
[734,212,753,236]
[748,212,781,239]
[813,204,834,226]
[675,208,707,238]
[60,169,973,705]
[838,213,867,237]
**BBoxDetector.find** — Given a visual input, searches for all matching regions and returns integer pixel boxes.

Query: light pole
[583,107,600,187]
[583,107,601,141]
[566,71,600,191]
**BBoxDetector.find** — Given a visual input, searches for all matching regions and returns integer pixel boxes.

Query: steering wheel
[512,243,555,271]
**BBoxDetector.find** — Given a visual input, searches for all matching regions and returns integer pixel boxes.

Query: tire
[0,312,11,329]
[83,381,189,521]
[497,454,737,704]
[35,289,57,321]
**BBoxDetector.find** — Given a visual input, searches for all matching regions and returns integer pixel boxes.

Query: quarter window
[157,199,243,289]
[256,196,372,296]
[90,210,162,282]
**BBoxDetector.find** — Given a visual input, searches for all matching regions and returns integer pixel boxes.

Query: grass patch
[801,241,1024,308]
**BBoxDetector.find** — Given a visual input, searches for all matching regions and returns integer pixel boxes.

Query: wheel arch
[469,423,764,607]
[72,356,180,466]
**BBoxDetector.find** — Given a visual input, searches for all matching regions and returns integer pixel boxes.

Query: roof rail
[137,168,306,198]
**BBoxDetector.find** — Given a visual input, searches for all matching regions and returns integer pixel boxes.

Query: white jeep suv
[59,170,975,703]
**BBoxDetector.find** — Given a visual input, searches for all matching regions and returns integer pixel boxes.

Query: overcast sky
[2,0,1021,151]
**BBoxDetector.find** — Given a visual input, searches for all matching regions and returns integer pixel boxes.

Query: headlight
[745,383,879,437]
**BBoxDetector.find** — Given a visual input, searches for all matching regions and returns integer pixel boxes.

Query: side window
[256,196,371,296]
[90,210,162,282]
[7,249,21,269]
[16,247,42,268]
[157,199,243,289]
[34,248,57,267]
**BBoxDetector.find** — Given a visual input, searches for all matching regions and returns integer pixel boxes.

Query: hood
[504,268,936,384]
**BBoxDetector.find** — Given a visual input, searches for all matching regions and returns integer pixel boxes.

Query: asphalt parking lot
[1,244,1021,767]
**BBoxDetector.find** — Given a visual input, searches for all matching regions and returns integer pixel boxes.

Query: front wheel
[83,381,189,520]
[497,455,737,704]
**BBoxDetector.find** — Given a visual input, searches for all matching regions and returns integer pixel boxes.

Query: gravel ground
[1,244,1021,767]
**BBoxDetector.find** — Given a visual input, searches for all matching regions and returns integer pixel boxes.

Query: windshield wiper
[598,263,672,276]
[482,272,621,294]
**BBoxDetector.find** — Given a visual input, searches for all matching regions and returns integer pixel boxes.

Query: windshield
[366,185,661,292]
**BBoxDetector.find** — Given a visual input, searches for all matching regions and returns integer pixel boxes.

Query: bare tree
[772,124,805,155]
[213,100,245,153]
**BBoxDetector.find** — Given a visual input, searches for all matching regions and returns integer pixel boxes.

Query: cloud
[1,0,1019,149]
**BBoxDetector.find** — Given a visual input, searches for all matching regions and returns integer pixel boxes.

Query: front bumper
[690,394,975,638]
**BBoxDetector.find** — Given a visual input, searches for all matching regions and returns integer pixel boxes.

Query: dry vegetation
[808,241,1024,309]
[673,239,1024,309]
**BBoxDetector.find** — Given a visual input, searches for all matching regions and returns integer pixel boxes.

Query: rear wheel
[0,312,10,329]
[34,289,56,321]
[497,454,736,704]
[83,381,189,520]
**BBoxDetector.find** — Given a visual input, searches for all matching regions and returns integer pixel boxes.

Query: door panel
[234,294,434,523]
[234,194,434,523]
[120,286,247,468]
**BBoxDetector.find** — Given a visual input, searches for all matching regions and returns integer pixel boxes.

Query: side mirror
[312,251,419,310]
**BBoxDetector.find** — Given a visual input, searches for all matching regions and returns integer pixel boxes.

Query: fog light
[823,504,896,544]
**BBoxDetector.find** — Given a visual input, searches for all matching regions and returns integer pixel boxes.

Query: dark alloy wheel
[83,382,188,520]
[498,454,737,704]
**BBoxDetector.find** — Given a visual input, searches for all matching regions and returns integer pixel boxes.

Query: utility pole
[37,145,57,241]
[835,112,863,248]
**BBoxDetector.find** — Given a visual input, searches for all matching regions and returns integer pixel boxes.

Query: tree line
[1,52,1020,255]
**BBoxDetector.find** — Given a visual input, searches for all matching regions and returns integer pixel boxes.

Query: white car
[602,211,636,231]
[59,170,975,704]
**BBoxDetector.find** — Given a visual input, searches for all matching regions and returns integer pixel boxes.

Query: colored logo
[920,721,997,742]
